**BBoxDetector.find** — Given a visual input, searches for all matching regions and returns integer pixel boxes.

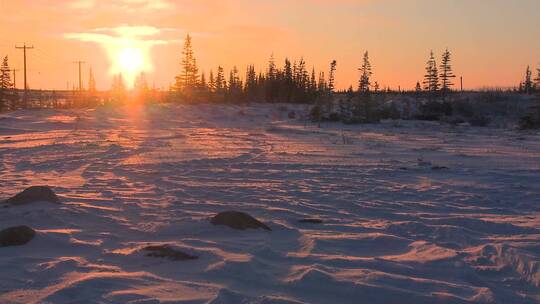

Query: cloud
[65,25,181,45]
[67,0,174,11]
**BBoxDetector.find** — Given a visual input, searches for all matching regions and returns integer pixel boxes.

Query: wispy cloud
[67,0,174,11]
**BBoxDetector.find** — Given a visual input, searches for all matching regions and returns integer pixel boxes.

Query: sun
[111,46,147,87]
[117,47,144,74]
[106,40,153,88]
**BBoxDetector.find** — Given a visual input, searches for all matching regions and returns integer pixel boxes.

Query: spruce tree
[415,81,422,93]
[439,49,455,98]
[88,68,96,93]
[357,51,373,122]
[208,70,216,93]
[358,51,372,93]
[0,56,13,111]
[215,66,226,97]
[318,72,326,94]
[524,65,533,94]
[134,72,149,92]
[0,56,11,90]
[423,51,439,93]
[175,34,199,95]
[535,66,540,91]
[328,60,337,94]
[244,65,257,101]
[200,72,207,93]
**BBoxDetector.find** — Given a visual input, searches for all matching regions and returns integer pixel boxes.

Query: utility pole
[15,44,34,108]
[460,76,463,92]
[15,44,34,91]
[73,61,85,91]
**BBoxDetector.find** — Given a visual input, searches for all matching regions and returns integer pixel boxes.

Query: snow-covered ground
[0,104,539,304]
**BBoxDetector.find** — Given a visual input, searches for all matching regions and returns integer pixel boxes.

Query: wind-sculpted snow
[0,104,539,303]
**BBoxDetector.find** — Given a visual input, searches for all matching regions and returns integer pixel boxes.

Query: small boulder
[3,186,60,206]
[143,245,198,261]
[211,211,271,231]
[0,226,36,247]
[431,166,449,171]
[298,218,323,224]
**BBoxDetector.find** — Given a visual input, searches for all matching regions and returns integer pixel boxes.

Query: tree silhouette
[88,68,96,93]
[535,66,540,91]
[439,49,456,98]
[357,51,374,122]
[0,56,13,111]
[175,34,199,96]
[423,51,439,93]
[208,70,216,93]
[524,65,533,94]
[328,60,337,94]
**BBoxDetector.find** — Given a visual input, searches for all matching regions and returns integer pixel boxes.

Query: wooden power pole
[15,44,34,91]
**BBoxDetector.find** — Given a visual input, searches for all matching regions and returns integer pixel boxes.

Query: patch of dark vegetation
[143,245,198,261]
[3,186,60,206]
[211,211,271,231]
[0,226,35,247]
[518,105,540,130]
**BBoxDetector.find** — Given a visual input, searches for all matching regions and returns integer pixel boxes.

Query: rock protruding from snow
[211,211,271,231]
[143,245,198,261]
[0,225,36,247]
[3,186,60,206]
[298,218,323,224]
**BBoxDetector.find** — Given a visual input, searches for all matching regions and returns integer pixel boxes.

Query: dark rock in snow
[0,225,36,247]
[298,218,323,224]
[143,245,198,261]
[3,186,60,206]
[211,211,271,231]
[431,166,449,170]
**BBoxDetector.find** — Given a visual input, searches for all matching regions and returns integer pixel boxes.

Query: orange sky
[0,0,539,90]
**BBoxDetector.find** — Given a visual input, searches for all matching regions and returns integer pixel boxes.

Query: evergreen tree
[374,81,380,93]
[266,54,278,102]
[200,72,207,92]
[88,68,96,93]
[524,65,533,94]
[439,49,456,97]
[134,72,149,92]
[215,66,226,97]
[358,51,372,93]
[318,72,326,94]
[208,70,216,93]
[357,51,373,122]
[328,60,337,94]
[415,81,422,93]
[283,59,293,102]
[423,51,439,93]
[175,34,199,95]
[0,56,12,90]
[227,66,242,101]
[535,66,540,91]
[244,65,257,100]
[309,68,317,94]
[0,56,13,111]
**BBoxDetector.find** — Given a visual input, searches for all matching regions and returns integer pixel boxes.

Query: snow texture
[0,104,539,303]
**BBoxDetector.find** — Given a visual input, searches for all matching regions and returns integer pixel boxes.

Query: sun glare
[117,47,145,75]
[107,40,154,89]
